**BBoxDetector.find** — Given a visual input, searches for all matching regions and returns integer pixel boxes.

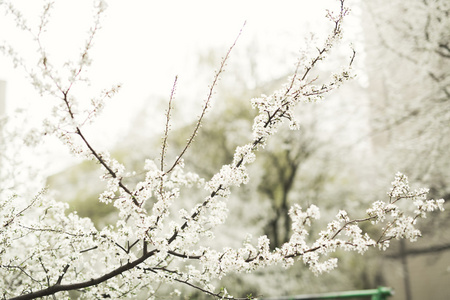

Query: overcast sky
[0,0,338,108]
[0,0,361,170]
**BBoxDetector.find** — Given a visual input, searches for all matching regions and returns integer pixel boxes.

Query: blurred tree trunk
[361,0,450,298]
[399,240,413,300]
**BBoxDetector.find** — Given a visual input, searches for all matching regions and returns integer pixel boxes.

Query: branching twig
[166,0,351,249]
[74,126,140,207]
[149,267,256,300]
[160,75,178,173]
[164,22,246,176]
[8,249,159,300]
[2,189,47,228]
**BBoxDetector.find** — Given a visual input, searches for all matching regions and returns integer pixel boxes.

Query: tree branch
[164,22,246,176]
[386,243,450,258]
[8,249,159,300]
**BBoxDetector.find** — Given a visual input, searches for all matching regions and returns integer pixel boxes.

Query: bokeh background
[1,0,449,299]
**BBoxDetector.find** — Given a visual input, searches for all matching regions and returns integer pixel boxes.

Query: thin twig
[3,189,47,228]
[149,267,256,300]
[160,75,178,172]
[164,22,246,176]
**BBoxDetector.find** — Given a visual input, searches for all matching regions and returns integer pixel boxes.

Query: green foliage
[46,160,115,228]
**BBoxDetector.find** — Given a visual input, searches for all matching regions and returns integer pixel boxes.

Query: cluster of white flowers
[0,1,31,31]
[0,190,103,297]
[169,173,444,281]
[366,172,445,243]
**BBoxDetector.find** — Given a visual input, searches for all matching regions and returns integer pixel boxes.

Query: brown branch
[148,267,256,300]
[329,216,374,240]
[172,276,255,300]
[75,127,140,207]
[79,246,98,254]
[1,265,42,286]
[8,249,158,300]
[33,3,140,209]
[167,250,201,260]
[55,264,70,285]
[3,189,46,228]
[160,75,178,173]
[164,22,246,176]
[386,243,450,258]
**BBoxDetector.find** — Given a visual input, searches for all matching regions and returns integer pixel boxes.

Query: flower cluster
[174,173,444,280]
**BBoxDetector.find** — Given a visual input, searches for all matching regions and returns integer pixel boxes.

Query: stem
[164,22,246,176]
[9,250,158,300]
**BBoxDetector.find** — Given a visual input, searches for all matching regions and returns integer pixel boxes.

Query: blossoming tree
[0,0,445,299]
[359,1,450,298]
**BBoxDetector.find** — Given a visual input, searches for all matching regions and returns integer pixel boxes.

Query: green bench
[258,287,393,300]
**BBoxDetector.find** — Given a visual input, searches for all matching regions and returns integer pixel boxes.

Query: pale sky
[0,0,337,110]
[0,0,360,172]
